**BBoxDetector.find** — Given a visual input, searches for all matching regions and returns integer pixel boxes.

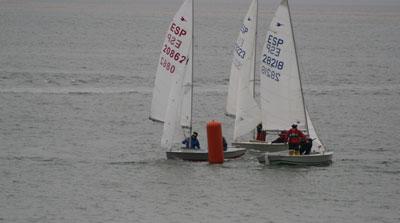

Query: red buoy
[206,120,224,164]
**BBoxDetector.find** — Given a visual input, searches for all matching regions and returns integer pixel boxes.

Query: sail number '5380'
[160,57,176,74]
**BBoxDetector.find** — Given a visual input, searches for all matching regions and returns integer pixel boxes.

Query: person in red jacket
[287,124,305,155]
[256,123,267,141]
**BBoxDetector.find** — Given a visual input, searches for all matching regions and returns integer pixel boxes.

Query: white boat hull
[258,151,333,166]
[232,141,288,152]
[166,147,246,161]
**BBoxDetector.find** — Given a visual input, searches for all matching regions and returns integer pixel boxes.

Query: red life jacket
[287,128,305,144]
[279,131,288,142]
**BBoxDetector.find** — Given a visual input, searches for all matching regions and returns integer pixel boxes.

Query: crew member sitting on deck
[222,137,228,151]
[300,136,313,155]
[256,123,267,141]
[182,131,200,149]
[287,124,305,155]
[272,130,288,143]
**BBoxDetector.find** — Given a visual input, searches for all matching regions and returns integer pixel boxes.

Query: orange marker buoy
[206,120,224,164]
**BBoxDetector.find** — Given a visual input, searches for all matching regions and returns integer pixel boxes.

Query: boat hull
[258,151,333,166]
[232,141,288,152]
[166,147,246,161]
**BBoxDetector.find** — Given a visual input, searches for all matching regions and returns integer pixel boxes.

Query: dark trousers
[289,143,299,151]
[300,143,312,155]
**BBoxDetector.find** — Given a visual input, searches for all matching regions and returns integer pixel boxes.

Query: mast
[189,0,194,148]
[252,0,258,139]
[252,0,258,98]
[286,0,309,135]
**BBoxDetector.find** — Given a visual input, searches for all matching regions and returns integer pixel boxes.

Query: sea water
[1,0,399,222]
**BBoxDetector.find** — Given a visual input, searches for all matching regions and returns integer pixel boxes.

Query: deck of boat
[232,141,288,152]
[258,151,333,166]
[166,147,246,161]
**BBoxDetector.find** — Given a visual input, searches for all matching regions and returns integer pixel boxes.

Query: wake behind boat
[149,0,245,161]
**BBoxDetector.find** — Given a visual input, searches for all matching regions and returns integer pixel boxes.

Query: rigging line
[253,0,258,99]
[189,0,194,148]
[287,0,309,135]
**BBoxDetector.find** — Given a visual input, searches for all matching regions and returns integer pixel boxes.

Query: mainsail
[150,0,192,129]
[260,0,307,132]
[226,0,261,140]
[150,0,193,149]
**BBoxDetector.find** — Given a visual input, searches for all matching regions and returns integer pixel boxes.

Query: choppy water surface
[1,0,399,222]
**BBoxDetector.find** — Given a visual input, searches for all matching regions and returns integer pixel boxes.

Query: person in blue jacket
[182,131,200,149]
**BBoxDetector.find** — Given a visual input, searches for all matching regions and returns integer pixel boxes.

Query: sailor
[256,123,267,141]
[222,137,228,151]
[300,136,313,155]
[272,130,288,143]
[182,131,200,149]
[287,124,305,155]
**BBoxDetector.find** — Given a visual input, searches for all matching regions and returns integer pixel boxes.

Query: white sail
[260,0,306,132]
[226,0,258,117]
[150,0,192,129]
[161,63,190,149]
[225,0,261,140]
[306,109,325,153]
[180,44,192,128]
[152,0,192,149]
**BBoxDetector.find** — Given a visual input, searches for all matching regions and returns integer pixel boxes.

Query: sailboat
[227,0,288,152]
[150,0,246,161]
[256,0,333,165]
